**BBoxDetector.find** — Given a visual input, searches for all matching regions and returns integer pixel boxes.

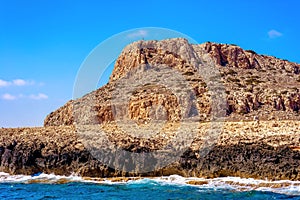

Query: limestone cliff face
[44,38,300,126]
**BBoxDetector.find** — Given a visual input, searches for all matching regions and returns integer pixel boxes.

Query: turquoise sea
[1,173,300,199]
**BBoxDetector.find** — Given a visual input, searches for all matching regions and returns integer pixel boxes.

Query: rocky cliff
[1,38,300,180]
[44,38,300,126]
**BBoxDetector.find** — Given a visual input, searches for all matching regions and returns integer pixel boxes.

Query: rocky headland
[1,38,300,180]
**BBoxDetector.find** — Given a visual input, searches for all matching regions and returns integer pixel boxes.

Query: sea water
[1,172,300,199]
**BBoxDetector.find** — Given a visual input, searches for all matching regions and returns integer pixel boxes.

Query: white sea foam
[1,172,300,196]
[0,172,83,184]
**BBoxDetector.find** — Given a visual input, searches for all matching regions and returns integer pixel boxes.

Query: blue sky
[0,0,299,127]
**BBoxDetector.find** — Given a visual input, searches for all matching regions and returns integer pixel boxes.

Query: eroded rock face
[1,121,300,180]
[44,101,74,127]
[44,38,300,127]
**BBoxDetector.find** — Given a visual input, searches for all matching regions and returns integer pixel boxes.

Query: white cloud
[13,79,27,86]
[0,79,34,87]
[268,29,283,39]
[1,93,48,100]
[0,79,11,87]
[0,79,47,101]
[28,93,48,100]
[2,93,16,100]
[127,30,148,38]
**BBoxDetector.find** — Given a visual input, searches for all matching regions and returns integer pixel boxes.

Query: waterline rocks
[0,121,299,180]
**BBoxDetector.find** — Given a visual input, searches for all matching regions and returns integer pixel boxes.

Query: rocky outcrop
[44,38,300,126]
[44,101,74,127]
[1,121,300,180]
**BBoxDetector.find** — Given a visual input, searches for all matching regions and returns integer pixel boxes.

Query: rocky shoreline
[2,38,300,181]
[1,120,299,180]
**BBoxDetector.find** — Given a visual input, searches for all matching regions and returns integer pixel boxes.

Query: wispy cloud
[268,29,283,39]
[1,93,48,101]
[2,93,17,100]
[0,79,34,87]
[127,30,148,38]
[28,93,48,100]
[0,80,11,87]
[13,79,33,86]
